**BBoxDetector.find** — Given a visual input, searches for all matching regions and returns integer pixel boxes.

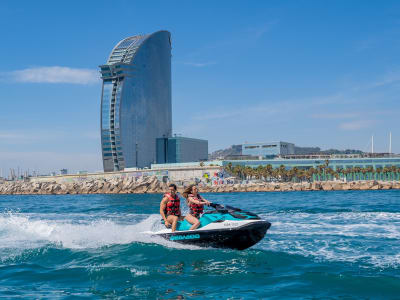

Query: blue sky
[1,0,400,175]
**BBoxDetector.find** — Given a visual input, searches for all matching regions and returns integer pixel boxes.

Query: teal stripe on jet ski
[176,212,257,231]
[170,234,200,241]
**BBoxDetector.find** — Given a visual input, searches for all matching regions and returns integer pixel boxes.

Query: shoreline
[0,176,399,195]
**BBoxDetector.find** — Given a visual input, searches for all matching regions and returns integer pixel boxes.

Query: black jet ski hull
[158,221,271,250]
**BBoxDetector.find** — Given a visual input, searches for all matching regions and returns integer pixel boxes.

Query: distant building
[242,141,295,158]
[77,171,88,175]
[100,31,172,172]
[156,136,208,164]
[60,169,68,175]
[222,156,400,171]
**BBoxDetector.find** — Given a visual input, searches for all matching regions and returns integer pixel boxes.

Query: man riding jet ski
[153,184,271,250]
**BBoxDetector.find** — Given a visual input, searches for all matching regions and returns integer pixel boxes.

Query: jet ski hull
[157,220,271,250]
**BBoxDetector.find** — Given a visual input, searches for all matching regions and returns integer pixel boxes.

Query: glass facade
[156,137,208,164]
[100,31,172,171]
[242,142,295,157]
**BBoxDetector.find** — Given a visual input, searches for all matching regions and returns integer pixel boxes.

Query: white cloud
[371,71,400,88]
[7,66,99,84]
[354,70,400,90]
[339,120,375,131]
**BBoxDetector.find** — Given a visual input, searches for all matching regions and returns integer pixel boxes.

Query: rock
[341,183,351,190]
[311,182,321,191]
[321,182,333,191]
[358,182,371,190]
[331,183,343,190]
[0,178,399,195]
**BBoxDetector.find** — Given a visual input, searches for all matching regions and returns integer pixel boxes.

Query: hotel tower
[99,31,172,172]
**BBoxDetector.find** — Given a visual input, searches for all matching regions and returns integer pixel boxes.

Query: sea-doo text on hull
[150,204,271,250]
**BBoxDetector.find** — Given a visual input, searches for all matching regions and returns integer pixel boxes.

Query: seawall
[0,176,399,195]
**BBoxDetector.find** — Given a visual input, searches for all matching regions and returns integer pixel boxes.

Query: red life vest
[189,194,204,217]
[165,193,180,216]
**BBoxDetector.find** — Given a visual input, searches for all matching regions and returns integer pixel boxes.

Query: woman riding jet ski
[154,184,271,250]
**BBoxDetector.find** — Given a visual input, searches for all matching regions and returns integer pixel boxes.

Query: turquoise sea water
[0,190,399,299]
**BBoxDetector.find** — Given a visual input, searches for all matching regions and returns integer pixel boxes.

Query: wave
[1,209,399,269]
[261,211,400,269]
[0,212,200,255]
[263,211,400,239]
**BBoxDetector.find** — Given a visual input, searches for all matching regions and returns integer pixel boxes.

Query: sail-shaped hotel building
[99,31,172,172]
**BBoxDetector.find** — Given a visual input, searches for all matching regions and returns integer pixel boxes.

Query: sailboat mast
[371,135,374,154]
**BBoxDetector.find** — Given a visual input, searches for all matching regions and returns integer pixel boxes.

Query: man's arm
[160,197,168,222]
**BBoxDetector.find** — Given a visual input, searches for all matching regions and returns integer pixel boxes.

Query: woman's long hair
[182,184,195,199]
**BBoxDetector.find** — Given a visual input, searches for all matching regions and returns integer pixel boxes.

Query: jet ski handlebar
[208,202,260,218]
[209,202,222,209]
[209,202,239,211]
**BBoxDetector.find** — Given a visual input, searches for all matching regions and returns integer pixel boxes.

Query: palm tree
[264,164,273,181]
[290,167,299,182]
[297,168,307,182]
[336,167,344,180]
[278,165,287,182]
[245,166,253,180]
[390,165,398,181]
[366,166,374,180]
[361,167,368,180]
[255,165,264,180]
[306,167,316,182]
[353,166,361,180]
[325,167,335,180]
[347,167,355,181]
[232,165,244,179]
[383,166,391,181]
[316,165,324,181]
[225,162,233,174]
[376,167,382,180]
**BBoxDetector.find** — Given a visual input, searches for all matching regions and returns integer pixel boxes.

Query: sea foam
[0,212,198,252]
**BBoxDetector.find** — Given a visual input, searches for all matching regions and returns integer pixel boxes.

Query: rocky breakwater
[0,176,168,195]
[198,180,400,193]
[0,178,399,195]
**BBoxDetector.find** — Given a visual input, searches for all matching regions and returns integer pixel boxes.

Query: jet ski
[148,203,271,250]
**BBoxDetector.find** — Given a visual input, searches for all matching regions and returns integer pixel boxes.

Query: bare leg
[167,215,179,232]
[185,214,200,230]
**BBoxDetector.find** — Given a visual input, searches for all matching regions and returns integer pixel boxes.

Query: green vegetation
[224,162,400,182]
